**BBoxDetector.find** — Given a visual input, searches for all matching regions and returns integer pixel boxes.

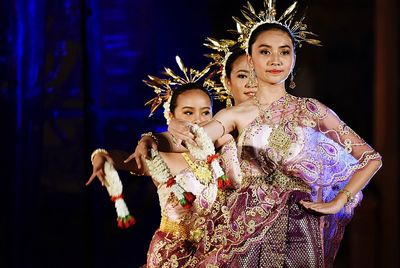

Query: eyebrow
[258,44,291,49]
[182,106,211,109]
[235,69,249,73]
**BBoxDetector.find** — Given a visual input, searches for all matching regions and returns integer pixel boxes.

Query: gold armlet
[90,148,109,164]
[140,132,159,145]
[212,119,226,136]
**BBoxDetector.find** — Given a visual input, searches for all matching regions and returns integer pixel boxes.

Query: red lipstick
[268,69,283,74]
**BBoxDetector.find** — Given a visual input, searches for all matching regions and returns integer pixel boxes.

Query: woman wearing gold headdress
[87,57,244,268]
[140,1,382,267]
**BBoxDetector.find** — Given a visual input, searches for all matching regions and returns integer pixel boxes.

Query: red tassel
[117,219,124,229]
[111,194,124,202]
[217,178,224,189]
[207,154,219,164]
[182,203,192,209]
[117,215,136,229]
[125,215,136,226]
[127,216,136,226]
[166,177,176,188]
[179,197,193,209]
[224,178,233,189]
[184,192,196,203]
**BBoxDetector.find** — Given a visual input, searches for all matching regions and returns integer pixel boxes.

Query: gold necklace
[182,153,213,185]
[254,94,293,158]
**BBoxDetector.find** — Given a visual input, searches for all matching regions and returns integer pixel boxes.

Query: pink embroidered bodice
[237,94,381,206]
[156,138,242,224]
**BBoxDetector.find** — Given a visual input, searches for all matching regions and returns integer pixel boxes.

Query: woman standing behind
[129,44,254,170]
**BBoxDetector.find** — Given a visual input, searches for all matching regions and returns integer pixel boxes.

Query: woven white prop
[145,149,196,208]
[103,161,135,229]
[187,124,232,189]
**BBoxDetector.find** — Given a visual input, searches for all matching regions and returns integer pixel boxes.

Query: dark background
[0,0,398,267]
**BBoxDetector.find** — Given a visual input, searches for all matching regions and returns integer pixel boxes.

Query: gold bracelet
[140,132,159,145]
[130,171,145,176]
[338,188,354,203]
[90,148,109,164]
[212,119,226,136]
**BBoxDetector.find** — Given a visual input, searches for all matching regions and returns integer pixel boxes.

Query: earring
[226,96,233,107]
[289,72,296,89]
[245,67,258,88]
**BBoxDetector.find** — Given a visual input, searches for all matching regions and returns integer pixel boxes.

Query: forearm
[92,149,143,174]
[202,119,227,143]
[154,132,188,152]
[108,150,134,171]
[337,159,382,200]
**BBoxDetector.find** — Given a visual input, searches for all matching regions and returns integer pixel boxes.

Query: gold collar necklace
[182,153,213,185]
[253,93,293,158]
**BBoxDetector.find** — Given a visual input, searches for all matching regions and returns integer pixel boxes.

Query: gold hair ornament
[203,38,239,107]
[234,0,322,53]
[144,56,212,121]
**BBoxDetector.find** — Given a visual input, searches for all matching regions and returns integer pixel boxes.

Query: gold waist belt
[160,217,188,240]
[159,216,204,243]
[244,170,311,194]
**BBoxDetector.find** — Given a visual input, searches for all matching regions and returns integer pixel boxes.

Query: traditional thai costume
[186,95,381,267]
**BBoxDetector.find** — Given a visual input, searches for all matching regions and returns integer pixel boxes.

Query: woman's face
[249,29,295,87]
[171,89,212,124]
[225,54,257,105]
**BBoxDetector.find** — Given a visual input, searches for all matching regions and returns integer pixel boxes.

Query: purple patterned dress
[184,94,381,268]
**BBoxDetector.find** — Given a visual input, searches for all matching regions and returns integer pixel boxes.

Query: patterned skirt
[185,174,326,268]
[144,227,195,268]
[230,192,324,268]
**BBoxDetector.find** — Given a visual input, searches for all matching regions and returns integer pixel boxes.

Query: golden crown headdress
[144,56,212,122]
[203,37,241,107]
[234,0,321,53]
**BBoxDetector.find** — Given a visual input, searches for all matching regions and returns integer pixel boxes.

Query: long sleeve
[315,100,381,175]
[218,135,243,189]
[299,98,381,211]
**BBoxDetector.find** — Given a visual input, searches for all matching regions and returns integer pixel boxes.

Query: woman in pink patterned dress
[167,21,382,268]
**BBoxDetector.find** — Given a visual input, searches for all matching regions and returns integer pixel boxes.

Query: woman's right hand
[86,153,114,187]
[124,135,158,170]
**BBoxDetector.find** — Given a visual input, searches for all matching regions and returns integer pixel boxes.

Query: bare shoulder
[212,98,259,133]
[216,98,255,116]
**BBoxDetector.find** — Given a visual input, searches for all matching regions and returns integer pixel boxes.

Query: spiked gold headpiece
[144,56,212,123]
[234,0,321,53]
[203,37,241,107]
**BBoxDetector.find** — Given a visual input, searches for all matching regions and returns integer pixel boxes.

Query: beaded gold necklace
[182,153,213,185]
[253,93,293,158]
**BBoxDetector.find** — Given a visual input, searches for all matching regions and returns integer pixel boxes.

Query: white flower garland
[103,161,136,228]
[163,96,172,125]
[145,124,232,209]
[145,149,195,208]
[187,124,232,189]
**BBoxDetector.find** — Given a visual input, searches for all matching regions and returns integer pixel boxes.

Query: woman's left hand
[168,118,196,146]
[300,198,346,215]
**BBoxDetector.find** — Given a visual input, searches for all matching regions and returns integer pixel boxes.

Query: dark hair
[248,23,296,55]
[169,83,213,114]
[225,47,246,79]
